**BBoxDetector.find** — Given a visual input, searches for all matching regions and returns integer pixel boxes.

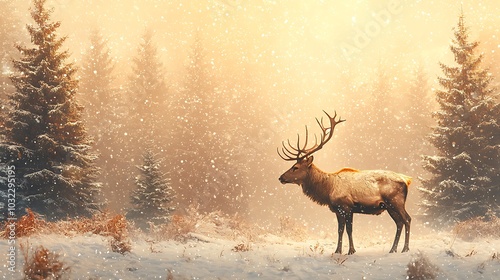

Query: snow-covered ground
[1,222,499,280]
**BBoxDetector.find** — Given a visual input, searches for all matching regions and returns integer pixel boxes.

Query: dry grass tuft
[52,211,111,236]
[232,242,251,252]
[453,213,500,241]
[149,207,259,243]
[2,209,45,238]
[331,254,348,266]
[149,214,197,242]
[110,237,132,254]
[167,214,197,240]
[2,210,132,254]
[21,242,69,280]
[308,242,325,256]
[57,212,132,253]
[277,216,308,241]
[406,251,439,280]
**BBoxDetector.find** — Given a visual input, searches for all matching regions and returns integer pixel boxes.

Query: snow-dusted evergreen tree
[356,63,404,171]
[79,29,124,204]
[172,33,245,215]
[127,147,175,229]
[420,12,500,224]
[405,64,434,172]
[128,30,168,138]
[0,0,102,220]
[80,28,115,128]
[1,0,24,130]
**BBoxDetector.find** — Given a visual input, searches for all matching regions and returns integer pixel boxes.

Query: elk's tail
[400,175,412,187]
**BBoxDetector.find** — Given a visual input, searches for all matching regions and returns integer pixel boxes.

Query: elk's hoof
[389,248,397,253]
[348,249,356,255]
[402,247,410,253]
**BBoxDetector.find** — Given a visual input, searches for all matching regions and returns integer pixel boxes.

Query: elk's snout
[279,175,287,184]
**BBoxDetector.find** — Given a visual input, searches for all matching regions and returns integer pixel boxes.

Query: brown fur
[280,159,412,255]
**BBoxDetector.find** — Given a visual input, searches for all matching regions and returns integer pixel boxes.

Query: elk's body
[278,111,412,255]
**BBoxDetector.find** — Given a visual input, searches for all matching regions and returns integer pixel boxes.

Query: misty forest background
[0,0,499,230]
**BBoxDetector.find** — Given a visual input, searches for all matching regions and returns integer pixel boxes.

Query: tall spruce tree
[1,0,24,133]
[405,65,433,172]
[128,30,168,138]
[0,0,102,220]
[420,12,500,224]
[356,63,404,171]
[79,29,124,206]
[127,146,176,229]
[172,33,244,215]
[80,28,115,128]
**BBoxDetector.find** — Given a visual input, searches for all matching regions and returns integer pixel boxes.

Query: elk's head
[278,156,314,185]
[278,111,345,186]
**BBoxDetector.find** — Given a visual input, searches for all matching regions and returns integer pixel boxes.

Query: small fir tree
[0,0,102,220]
[127,147,176,229]
[420,12,500,225]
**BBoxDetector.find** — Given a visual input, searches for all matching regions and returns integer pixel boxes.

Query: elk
[278,111,412,255]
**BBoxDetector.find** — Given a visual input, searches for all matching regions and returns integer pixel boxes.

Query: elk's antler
[277,111,345,161]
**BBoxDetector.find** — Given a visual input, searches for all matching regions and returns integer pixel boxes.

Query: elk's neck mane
[301,164,335,206]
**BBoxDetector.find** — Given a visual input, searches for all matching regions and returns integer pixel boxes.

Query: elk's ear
[306,156,314,167]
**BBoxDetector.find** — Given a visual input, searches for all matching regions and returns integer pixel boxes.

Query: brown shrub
[41,212,131,254]
[21,243,69,280]
[2,210,132,254]
[453,213,500,241]
[56,211,110,235]
[407,251,438,280]
[149,214,197,242]
[102,214,131,254]
[2,209,45,239]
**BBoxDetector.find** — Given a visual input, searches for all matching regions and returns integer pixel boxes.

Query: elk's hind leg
[386,199,411,253]
[386,208,404,253]
[399,208,411,252]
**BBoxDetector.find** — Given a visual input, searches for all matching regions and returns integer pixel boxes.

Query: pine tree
[0,0,102,220]
[128,30,168,137]
[127,147,176,229]
[172,33,244,215]
[420,12,500,225]
[1,0,24,131]
[355,63,404,171]
[405,64,433,172]
[119,30,172,210]
[79,29,124,206]
[80,28,115,127]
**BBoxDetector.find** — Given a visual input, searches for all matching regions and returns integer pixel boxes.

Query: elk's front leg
[335,213,346,254]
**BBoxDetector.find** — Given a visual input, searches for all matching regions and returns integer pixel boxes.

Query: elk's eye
[292,166,298,171]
